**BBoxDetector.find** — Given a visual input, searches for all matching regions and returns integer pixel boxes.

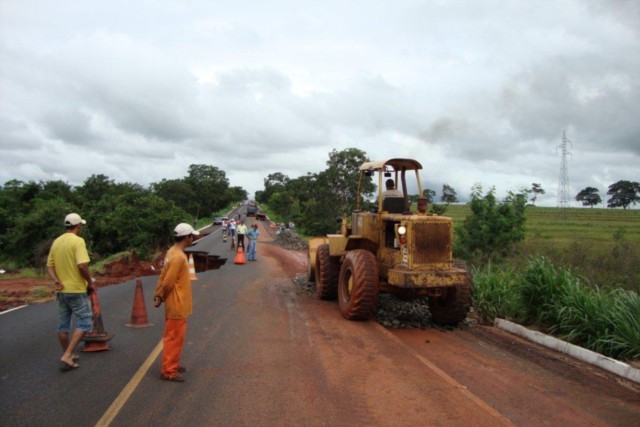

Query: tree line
[2,147,637,270]
[0,165,247,268]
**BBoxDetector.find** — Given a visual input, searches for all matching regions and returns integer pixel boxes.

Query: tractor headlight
[397,226,407,245]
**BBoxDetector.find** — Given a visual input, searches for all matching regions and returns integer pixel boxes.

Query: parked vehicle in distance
[212,216,228,225]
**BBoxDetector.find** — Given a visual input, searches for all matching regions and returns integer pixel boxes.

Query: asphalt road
[1,217,639,426]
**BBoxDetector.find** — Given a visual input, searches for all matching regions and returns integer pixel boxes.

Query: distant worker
[221,218,228,241]
[153,223,199,382]
[229,219,237,240]
[383,179,403,198]
[246,224,261,261]
[236,220,248,250]
[46,213,96,372]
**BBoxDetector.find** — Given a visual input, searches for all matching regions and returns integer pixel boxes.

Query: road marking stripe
[375,324,515,426]
[0,305,27,315]
[95,339,163,427]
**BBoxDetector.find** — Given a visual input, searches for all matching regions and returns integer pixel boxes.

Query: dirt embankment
[0,251,164,312]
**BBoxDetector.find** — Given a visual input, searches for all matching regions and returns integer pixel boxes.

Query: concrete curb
[495,318,640,384]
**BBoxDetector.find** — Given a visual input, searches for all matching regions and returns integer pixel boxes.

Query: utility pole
[557,130,572,215]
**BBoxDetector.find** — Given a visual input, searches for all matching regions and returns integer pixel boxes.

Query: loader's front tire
[315,244,339,300]
[338,250,378,320]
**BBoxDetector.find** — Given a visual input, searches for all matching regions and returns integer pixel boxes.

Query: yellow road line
[95,339,163,427]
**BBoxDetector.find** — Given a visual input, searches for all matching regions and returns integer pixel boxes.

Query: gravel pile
[374,295,432,329]
[274,229,308,250]
[293,273,315,293]
[292,273,434,329]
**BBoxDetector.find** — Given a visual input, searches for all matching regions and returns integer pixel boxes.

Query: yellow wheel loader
[307,158,472,325]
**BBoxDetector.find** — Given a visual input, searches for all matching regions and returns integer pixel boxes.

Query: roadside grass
[448,204,640,362]
[473,256,640,361]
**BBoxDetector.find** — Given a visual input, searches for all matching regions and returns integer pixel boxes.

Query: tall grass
[472,265,524,323]
[473,256,640,361]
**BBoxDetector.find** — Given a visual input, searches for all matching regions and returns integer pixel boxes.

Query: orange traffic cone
[82,289,115,352]
[188,254,198,281]
[126,279,152,328]
[234,247,246,265]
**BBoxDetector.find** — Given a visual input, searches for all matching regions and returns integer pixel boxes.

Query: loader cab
[356,158,427,215]
[352,158,429,263]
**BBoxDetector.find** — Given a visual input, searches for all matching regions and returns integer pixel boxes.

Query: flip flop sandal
[60,361,80,372]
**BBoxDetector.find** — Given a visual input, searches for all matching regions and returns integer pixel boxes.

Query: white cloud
[1,0,638,207]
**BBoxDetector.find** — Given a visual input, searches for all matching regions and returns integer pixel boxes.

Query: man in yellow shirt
[236,220,248,250]
[47,213,96,371]
[154,223,199,382]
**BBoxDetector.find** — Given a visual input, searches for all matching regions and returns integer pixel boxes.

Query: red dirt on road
[0,252,161,311]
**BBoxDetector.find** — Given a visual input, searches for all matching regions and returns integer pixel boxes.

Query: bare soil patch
[0,251,163,312]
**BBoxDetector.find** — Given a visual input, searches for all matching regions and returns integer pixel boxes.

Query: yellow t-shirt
[154,246,193,319]
[46,233,91,293]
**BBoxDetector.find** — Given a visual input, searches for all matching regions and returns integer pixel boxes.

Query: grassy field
[445,204,640,245]
[444,204,640,292]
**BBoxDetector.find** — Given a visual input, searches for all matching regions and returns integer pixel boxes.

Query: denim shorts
[57,293,93,333]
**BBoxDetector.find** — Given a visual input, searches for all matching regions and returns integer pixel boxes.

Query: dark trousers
[237,234,245,250]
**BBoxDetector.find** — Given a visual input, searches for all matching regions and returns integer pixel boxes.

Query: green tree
[530,183,545,206]
[456,185,527,263]
[607,180,640,209]
[324,148,373,215]
[258,172,289,204]
[97,192,188,258]
[575,187,602,208]
[40,180,74,201]
[75,174,115,206]
[299,195,340,236]
[423,188,436,203]
[269,191,298,220]
[286,174,316,206]
[185,164,230,218]
[1,180,78,266]
[4,197,76,267]
[151,178,198,214]
[441,184,458,204]
[226,186,248,205]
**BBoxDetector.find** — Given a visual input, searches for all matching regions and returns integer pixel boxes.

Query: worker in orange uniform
[153,223,199,382]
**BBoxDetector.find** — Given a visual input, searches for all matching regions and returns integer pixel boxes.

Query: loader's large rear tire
[428,279,472,326]
[315,244,339,300]
[338,250,379,320]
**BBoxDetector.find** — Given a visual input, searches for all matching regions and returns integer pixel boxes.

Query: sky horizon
[1,1,638,208]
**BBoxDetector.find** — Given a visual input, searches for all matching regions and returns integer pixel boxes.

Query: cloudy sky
[1,0,638,207]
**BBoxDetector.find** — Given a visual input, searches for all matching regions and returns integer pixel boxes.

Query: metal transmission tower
[557,130,572,211]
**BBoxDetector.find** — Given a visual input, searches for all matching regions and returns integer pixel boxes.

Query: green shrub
[456,185,527,263]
